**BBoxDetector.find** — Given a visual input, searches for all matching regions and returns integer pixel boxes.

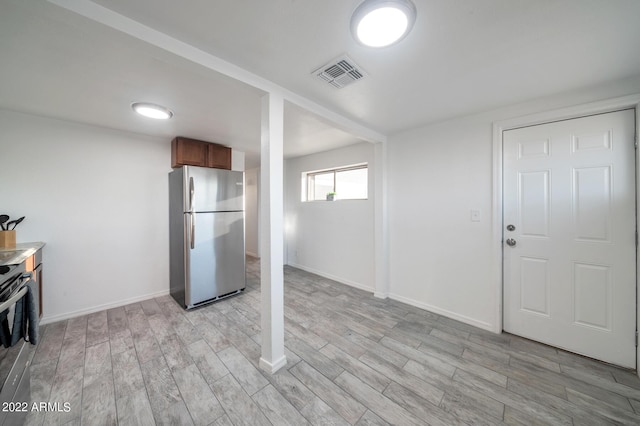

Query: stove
[0,262,32,425]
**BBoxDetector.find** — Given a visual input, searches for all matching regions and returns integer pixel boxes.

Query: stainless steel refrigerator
[169,166,245,309]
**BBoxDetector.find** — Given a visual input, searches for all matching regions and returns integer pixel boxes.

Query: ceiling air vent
[313,56,366,89]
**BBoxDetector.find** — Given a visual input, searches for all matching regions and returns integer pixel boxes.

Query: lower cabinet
[24,248,43,319]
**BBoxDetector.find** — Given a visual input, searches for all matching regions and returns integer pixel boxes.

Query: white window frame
[302,163,368,201]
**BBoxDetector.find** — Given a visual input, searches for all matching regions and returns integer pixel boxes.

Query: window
[303,164,368,201]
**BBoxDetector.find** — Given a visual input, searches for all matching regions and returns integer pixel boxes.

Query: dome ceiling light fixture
[131,102,173,120]
[351,0,417,48]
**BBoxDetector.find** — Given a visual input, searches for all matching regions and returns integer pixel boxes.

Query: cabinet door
[206,144,232,169]
[172,137,208,168]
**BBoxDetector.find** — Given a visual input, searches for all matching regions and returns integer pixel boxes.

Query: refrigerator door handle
[189,176,195,212]
[190,212,195,249]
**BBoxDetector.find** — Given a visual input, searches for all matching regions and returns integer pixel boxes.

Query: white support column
[259,92,287,374]
[374,141,389,299]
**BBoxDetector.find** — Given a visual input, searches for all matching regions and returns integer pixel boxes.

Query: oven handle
[0,285,27,313]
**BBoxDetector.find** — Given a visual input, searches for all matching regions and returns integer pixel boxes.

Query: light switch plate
[470,209,481,222]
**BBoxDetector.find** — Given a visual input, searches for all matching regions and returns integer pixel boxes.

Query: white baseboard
[388,292,495,333]
[40,289,170,325]
[287,263,374,293]
[374,292,389,299]
[259,355,287,374]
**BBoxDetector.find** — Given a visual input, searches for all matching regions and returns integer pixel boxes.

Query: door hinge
[635,331,638,347]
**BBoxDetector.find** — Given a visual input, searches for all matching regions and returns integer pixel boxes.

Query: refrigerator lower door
[186,211,245,308]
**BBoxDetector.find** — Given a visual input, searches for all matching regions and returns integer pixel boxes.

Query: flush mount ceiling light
[351,0,417,48]
[131,102,173,120]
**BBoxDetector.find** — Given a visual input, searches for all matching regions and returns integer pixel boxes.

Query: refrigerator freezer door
[186,211,245,307]
[184,166,244,213]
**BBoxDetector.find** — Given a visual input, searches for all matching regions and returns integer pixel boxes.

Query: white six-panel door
[503,109,636,368]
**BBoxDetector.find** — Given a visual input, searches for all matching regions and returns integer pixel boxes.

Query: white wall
[387,74,640,332]
[285,142,375,291]
[245,167,260,257]
[0,110,171,323]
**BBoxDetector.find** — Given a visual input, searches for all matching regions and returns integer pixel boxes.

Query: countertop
[0,242,45,266]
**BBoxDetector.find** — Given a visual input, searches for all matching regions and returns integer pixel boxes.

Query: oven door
[0,276,32,426]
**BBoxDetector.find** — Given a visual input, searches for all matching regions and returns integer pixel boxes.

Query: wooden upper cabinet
[207,143,232,169]
[172,137,231,169]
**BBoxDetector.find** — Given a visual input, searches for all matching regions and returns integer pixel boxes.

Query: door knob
[506,224,515,231]
[506,238,517,247]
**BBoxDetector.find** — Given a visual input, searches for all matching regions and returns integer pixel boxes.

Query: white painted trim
[388,292,494,332]
[259,93,286,374]
[47,0,387,145]
[492,94,640,348]
[259,355,287,374]
[374,141,390,299]
[288,263,375,293]
[39,289,170,325]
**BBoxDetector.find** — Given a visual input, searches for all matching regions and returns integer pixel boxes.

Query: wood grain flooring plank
[309,322,369,358]
[211,414,234,426]
[334,371,425,426]
[252,384,311,425]
[111,348,146,401]
[44,367,84,425]
[106,306,128,337]
[81,374,117,426]
[153,400,194,426]
[355,410,391,426]
[172,363,225,425]
[382,381,464,426]
[86,311,109,347]
[210,374,272,426]
[319,344,391,392]
[509,357,633,411]
[452,369,572,425]
[285,318,328,350]
[403,359,505,421]
[298,396,350,426]
[217,346,269,396]
[32,320,66,365]
[507,377,619,426]
[260,368,316,412]
[560,363,640,402]
[286,338,343,380]
[195,322,231,353]
[186,339,229,386]
[116,388,155,426]
[380,336,457,378]
[132,329,163,365]
[462,348,568,400]
[431,328,510,364]
[159,333,193,372]
[140,298,162,316]
[63,316,88,342]
[56,338,85,376]
[140,356,183,414]
[566,388,640,425]
[82,341,111,387]
[358,352,444,406]
[109,328,135,355]
[439,391,504,426]
[290,361,366,424]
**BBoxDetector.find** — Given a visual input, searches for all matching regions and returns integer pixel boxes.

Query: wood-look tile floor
[25,257,640,425]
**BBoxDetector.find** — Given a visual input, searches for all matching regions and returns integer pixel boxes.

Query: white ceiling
[2,0,640,168]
